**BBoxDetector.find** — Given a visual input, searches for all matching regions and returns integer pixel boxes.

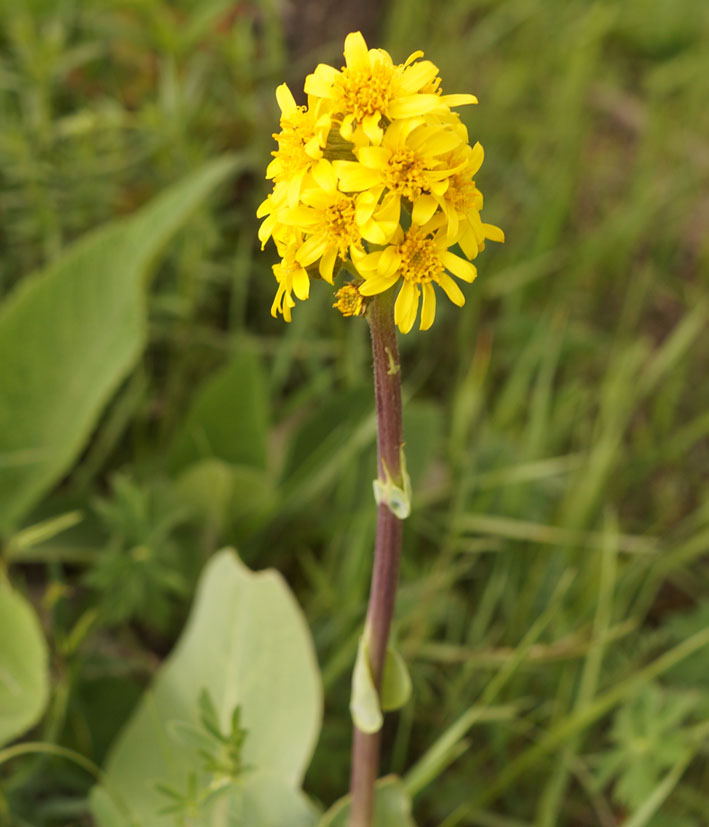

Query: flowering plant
[258,31,503,333]
[257,32,505,826]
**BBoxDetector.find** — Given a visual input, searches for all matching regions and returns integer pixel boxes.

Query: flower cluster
[258,32,503,333]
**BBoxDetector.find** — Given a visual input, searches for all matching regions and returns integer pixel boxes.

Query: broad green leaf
[319,776,416,827]
[0,156,241,534]
[91,549,322,827]
[91,771,318,827]
[0,577,49,746]
[168,350,269,473]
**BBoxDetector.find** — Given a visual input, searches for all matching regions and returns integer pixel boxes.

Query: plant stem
[349,288,405,827]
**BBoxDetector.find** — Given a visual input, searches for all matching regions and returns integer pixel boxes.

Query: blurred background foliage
[1,0,708,824]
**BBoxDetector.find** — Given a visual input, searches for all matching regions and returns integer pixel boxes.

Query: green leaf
[351,637,412,733]
[93,773,318,827]
[168,350,269,473]
[381,646,412,713]
[350,630,411,733]
[91,549,322,827]
[0,156,241,534]
[595,683,696,811]
[350,633,382,735]
[0,576,49,746]
[318,776,416,827]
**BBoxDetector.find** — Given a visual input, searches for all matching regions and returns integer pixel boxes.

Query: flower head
[355,220,478,333]
[333,283,367,318]
[267,84,332,206]
[258,31,503,332]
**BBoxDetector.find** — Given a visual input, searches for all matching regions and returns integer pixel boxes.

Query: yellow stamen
[338,61,394,122]
[396,227,445,284]
[383,147,429,200]
[325,197,361,257]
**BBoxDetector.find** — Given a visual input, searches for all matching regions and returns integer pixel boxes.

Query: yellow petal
[420,282,436,330]
[319,247,337,283]
[283,294,294,321]
[376,191,402,224]
[438,273,465,306]
[373,48,394,67]
[399,60,439,94]
[385,116,421,146]
[333,160,381,192]
[271,283,286,319]
[439,93,478,107]
[287,172,302,206]
[358,272,400,295]
[340,114,356,141]
[446,208,459,241]
[469,141,484,175]
[351,249,380,274]
[361,217,398,245]
[344,31,370,71]
[378,246,401,277]
[265,158,280,179]
[311,159,337,193]
[441,250,477,282]
[403,50,424,67]
[280,205,313,226]
[256,198,272,219]
[458,228,479,260]
[296,235,328,266]
[412,194,438,226]
[362,113,384,144]
[275,83,297,116]
[258,214,276,246]
[395,282,419,334]
[423,128,464,156]
[388,94,444,119]
[304,135,323,159]
[483,222,505,243]
[357,146,390,169]
[304,64,340,97]
[355,192,378,225]
[292,267,310,301]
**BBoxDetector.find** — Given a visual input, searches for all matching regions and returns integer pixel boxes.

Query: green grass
[1,0,709,825]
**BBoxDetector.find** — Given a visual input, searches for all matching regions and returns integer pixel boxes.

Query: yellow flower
[304,31,476,146]
[256,184,288,250]
[333,119,466,244]
[270,229,310,322]
[266,84,332,206]
[355,220,479,334]
[276,162,362,283]
[257,31,503,329]
[333,283,367,317]
[276,161,402,283]
[418,141,505,258]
